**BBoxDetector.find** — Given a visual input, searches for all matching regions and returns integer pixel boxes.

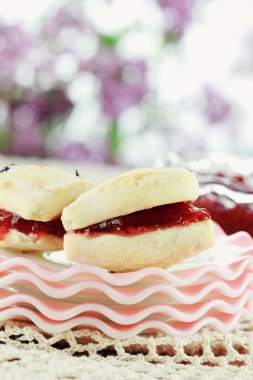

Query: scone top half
[62,167,200,231]
[0,165,94,251]
[62,168,214,272]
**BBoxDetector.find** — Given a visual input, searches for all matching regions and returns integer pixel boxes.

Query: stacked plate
[0,226,252,339]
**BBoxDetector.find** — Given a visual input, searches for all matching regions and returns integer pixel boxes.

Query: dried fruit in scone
[0,165,94,251]
[62,167,214,272]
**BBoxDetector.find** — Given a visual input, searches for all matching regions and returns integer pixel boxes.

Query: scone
[0,165,94,251]
[62,168,214,272]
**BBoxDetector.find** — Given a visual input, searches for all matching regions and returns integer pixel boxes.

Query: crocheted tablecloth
[0,319,253,379]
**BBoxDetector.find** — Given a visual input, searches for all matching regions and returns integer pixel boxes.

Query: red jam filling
[74,202,211,237]
[0,209,65,241]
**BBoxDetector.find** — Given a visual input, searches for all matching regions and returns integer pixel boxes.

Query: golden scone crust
[62,167,199,231]
[0,229,62,251]
[64,220,214,272]
[0,165,94,221]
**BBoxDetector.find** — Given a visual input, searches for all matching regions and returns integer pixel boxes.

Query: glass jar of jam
[195,173,253,237]
[156,153,253,237]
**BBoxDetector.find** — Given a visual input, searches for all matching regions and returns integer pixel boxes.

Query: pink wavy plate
[0,251,253,286]
[0,288,250,323]
[0,228,252,337]
[0,307,247,338]
[0,231,252,288]
[1,271,253,304]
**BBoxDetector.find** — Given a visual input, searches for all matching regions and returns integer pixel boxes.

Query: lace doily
[0,319,253,379]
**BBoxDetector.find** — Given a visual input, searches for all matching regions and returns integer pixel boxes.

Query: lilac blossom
[40,1,88,39]
[7,124,44,157]
[158,0,196,38]
[3,90,73,157]
[39,0,94,63]
[5,98,44,156]
[41,89,73,119]
[202,85,231,125]
[0,5,149,161]
[86,49,148,119]
[0,16,74,157]
[0,0,223,165]
[0,21,36,91]
[56,141,111,163]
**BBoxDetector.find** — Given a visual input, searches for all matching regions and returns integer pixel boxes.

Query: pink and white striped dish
[2,269,253,303]
[0,227,252,337]
[0,307,248,338]
[0,287,250,323]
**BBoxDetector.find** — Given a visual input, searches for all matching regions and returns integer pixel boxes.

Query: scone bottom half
[62,167,215,272]
[0,164,94,251]
[0,209,65,251]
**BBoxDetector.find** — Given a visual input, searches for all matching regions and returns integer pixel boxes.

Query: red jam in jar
[0,209,65,240]
[195,173,253,237]
[75,202,211,237]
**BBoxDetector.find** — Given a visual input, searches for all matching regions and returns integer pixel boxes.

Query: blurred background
[0,0,253,168]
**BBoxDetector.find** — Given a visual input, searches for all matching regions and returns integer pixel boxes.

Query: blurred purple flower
[9,90,73,125]
[43,89,73,118]
[86,49,148,119]
[0,21,35,91]
[0,6,148,162]
[37,2,96,89]
[202,85,231,124]
[2,99,43,156]
[40,1,88,39]
[8,125,44,157]
[39,0,94,61]
[1,90,73,157]
[158,0,196,38]
[56,141,111,163]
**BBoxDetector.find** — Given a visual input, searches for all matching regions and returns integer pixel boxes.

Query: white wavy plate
[0,253,253,287]
[0,228,252,336]
[1,270,253,304]
[0,287,250,323]
[0,307,247,338]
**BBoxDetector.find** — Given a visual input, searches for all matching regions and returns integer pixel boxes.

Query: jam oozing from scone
[0,209,65,240]
[74,202,211,237]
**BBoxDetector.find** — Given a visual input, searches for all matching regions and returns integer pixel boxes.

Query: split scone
[0,165,94,251]
[62,168,214,272]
